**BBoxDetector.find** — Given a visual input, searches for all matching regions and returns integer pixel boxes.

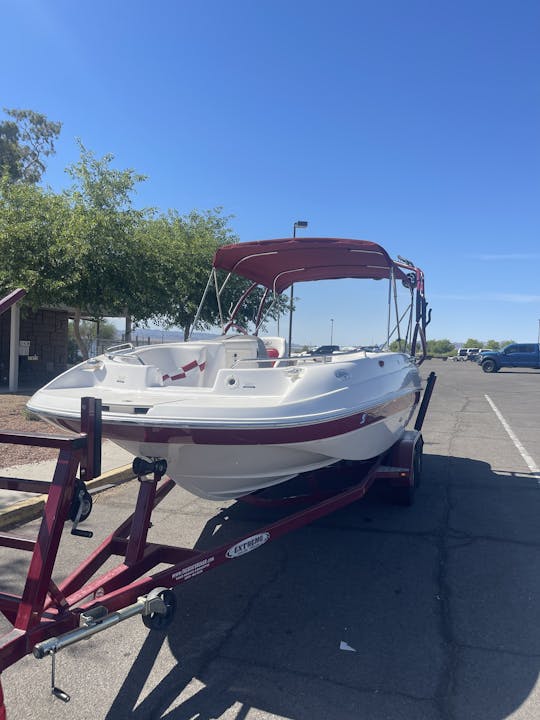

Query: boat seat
[135,345,209,387]
[219,335,268,369]
[260,336,287,358]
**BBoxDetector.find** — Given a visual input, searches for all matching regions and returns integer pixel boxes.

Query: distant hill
[131,329,305,350]
[132,329,217,343]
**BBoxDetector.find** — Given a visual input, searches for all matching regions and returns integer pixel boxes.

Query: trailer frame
[0,372,436,719]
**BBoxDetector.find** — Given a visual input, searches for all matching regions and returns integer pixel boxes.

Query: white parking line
[485,394,540,484]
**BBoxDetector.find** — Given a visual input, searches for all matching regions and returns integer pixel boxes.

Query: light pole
[288,220,308,352]
[330,318,334,345]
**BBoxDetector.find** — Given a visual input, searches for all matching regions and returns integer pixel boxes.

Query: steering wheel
[223,322,248,335]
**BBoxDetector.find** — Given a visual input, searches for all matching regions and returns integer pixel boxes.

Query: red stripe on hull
[56,391,418,446]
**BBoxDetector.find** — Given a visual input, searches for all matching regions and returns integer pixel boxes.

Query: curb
[0,464,135,531]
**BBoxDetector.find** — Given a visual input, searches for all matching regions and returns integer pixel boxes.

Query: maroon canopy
[213,238,411,293]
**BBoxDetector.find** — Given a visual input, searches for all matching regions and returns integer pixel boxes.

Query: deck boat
[28,237,429,500]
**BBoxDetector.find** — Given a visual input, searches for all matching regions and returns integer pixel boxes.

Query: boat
[27,237,429,500]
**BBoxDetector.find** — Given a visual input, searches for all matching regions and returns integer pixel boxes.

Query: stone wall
[0,308,68,386]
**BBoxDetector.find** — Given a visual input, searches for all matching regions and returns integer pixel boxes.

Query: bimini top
[213,237,412,293]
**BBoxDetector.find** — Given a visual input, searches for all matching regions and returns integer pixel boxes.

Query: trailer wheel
[393,441,422,507]
[142,588,177,631]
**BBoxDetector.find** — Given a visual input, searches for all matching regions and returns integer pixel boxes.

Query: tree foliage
[64,142,151,317]
[0,139,250,355]
[132,208,287,339]
[0,116,290,362]
[133,208,240,338]
[390,338,456,356]
[0,177,78,307]
[427,338,455,355]
[67,319,118,362]
[0,108,61,184]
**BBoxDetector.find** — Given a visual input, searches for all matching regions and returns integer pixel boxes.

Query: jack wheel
[142,588,177,631]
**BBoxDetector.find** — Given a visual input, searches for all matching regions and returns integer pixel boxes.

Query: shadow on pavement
[106,452,540,720]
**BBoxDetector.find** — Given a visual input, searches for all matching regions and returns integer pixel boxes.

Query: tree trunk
[72,308,89,360]
[124,312,132,343]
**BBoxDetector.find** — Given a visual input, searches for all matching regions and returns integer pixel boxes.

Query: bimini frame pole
[386,267,394,348]
[392,271,402,349]
[189,270,214,340]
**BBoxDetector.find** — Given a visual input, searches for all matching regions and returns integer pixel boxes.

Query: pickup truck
[479,343,540,373]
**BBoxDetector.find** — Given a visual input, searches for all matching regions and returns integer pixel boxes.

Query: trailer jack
[34,586,174,660]
[34,587,175,703]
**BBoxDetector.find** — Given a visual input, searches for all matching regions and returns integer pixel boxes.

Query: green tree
[1,136,272,361]
[499,340,515,349]
[485,339,500,350]
[0,143,151,359]
[67,319,118,362]
[0,177,79,308]
[134,208,268,339]
[463,338,482,348]
[64,142,151,355]
[0,108,61,184]
[390,338,455,356]
[427,339,455,355]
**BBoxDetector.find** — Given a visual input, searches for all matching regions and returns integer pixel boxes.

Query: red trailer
[0,373,435,719]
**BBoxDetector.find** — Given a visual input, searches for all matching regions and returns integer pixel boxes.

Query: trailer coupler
[33,586,175,663]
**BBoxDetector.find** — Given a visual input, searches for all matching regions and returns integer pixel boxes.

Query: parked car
[453,348,480,361]
[479,343,540,373]
[309,345,340,356]
[476,348,493,363]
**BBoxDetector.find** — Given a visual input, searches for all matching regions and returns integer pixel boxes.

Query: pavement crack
[456,641,540,659]
[218,653,437,706]
[194,546,289,680]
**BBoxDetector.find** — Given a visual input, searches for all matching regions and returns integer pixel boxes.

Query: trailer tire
[142,588,177,631]
[393,441,422,507]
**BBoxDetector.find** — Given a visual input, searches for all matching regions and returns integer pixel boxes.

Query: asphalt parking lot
[1,359,539,720]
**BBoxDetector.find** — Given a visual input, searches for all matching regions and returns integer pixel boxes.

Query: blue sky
[2,0,539,346]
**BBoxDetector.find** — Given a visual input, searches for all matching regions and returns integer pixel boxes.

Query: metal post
[386,269,393,349]
[80,397,102,482]
[414,371,437,432]
[288,221,308,352]
[287,285,294,352]
[8,302,20,392]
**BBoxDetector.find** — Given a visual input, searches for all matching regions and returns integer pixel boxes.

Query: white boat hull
[111,396,414,499]
[28,339,421,500]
